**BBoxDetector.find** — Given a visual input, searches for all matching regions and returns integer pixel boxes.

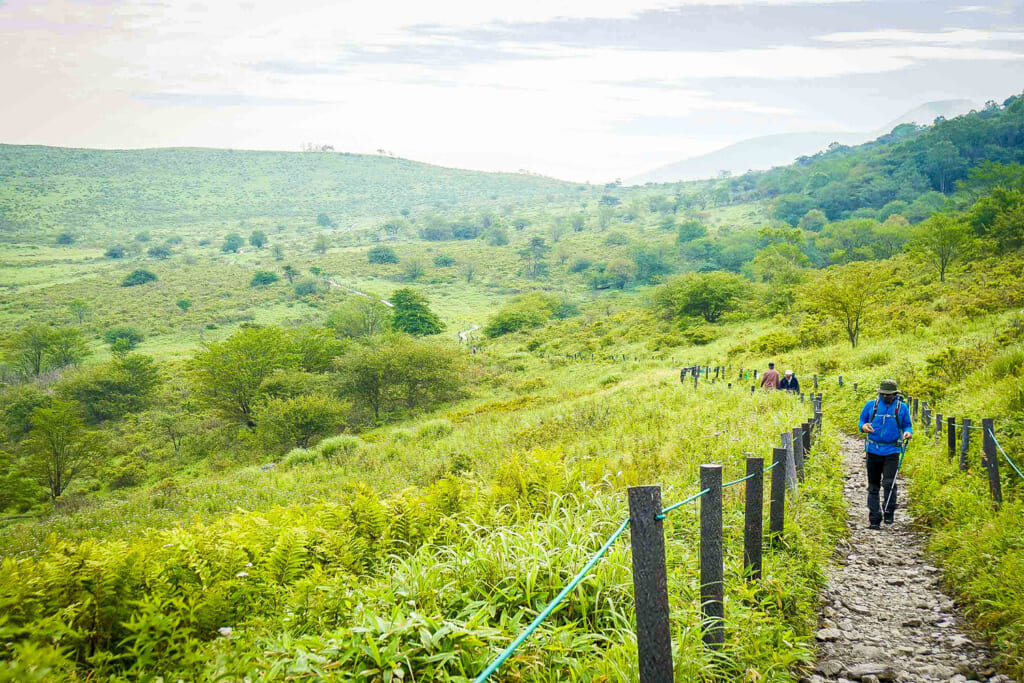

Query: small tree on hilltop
[391,288,445,336]
[250,271,280,287]
[222,233,244,253]
[250,230,267,249]
[367,246,399,264]
[122,269,157,287]
[281,265,297,284]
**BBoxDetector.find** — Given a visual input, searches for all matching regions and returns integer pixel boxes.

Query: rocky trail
[810,436,1015,683]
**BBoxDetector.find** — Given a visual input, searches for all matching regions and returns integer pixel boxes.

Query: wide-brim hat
[878,379,898,394]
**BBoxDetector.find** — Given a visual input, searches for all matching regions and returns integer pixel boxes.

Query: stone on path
[809,436,1016,683]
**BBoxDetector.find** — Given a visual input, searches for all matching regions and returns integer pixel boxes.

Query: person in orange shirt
[760,362,781,390]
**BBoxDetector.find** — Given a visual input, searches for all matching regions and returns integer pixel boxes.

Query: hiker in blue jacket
[858,379,912,529]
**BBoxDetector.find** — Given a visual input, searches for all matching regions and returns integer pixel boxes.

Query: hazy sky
[2,0,1022,181]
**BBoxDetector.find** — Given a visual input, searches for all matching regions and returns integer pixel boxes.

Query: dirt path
[326,279,393,307]
[458,324,480,341]
[811,436,1014,683]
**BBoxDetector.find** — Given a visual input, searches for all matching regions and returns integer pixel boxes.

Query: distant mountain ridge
[627,99,977,185]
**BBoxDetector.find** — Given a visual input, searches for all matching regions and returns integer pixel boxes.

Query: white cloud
[818,28,1024,43]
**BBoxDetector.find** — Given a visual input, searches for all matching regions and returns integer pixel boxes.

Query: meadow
[2,96,1024,680]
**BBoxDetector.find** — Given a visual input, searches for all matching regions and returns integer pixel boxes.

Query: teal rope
[764,460,780,472]
[656,488,710,519]
[473,517,630,682]
[987,427,1024,481]
[723,471,757,488]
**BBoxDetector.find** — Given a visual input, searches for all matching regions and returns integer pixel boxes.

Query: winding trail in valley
[810,436,1015,683]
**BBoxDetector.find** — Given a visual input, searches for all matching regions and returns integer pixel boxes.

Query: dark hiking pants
[866,453,899,524]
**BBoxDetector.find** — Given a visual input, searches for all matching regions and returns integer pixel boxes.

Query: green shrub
[416,419,453,440]
[317,435,362,461]
[282,447,318,468]
[121,269,157,287]
[990,345,1024,379]
[103,326,144,350]
[433,254,455,267]
[367,246,399,264]
[683,325,717,346]
[750,330,799,354]
[250,271,279,287]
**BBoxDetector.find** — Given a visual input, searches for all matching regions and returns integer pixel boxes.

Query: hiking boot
[883,514,894,525]
[868,522,882,530]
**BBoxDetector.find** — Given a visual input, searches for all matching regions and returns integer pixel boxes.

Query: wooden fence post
[728,383,732,390]
[982,418,1002,509]
[781,432,797,492]
[751,385,756,394]
[628,486,674,683]
[792,427,805,482]
[839,375,843,387]
[913,398,919,419]
[769,447,787,539]
[743,456,763,581]
[813,374,818,389]
[935,413,943,441]
[694,375,698,390]
[700,464,724,649]
[801,422,812,454]
[853,382,858,392]
[960,418,972,471]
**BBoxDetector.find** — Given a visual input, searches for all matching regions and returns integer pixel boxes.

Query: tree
[652,272,749,323]
[60,353,161,422]
[391,288,445,336]
[518,236,551,279]
[189,327,296,425]
[676,220,707,243]
[250,230,267,249]
[24,402,101,502]
[147,244,171,259]
[327,297,393,338]
[316,213,334,228]
[911,213,974,282]
[800,262,885,348]
[774,194,816,226]
[367,246,399,264]
[68,300,89,323]
[605,258,638,289]
[56,232,76,245]
[433,254,455,267]
[631,247,673,283]
[176,298,192,313]
[797,209,827,232]
[281,265,297,284]
[402,259,425,281]
[485,227,509,246]
[250,271,280,287]
[122,269,157,287]
[105,245,125,259]
[104,327,144,350]
[461,262,476,283]
[483,293,564,337]
[271,244,285,261]
[222,233,245,253]
[313,233,329,254]
[256,393,349,450]
[5,326,86,377]
[288,327,346,373]
[335,334,462,421]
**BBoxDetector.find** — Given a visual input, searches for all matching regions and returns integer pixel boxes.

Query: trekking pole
[882,439,908,516]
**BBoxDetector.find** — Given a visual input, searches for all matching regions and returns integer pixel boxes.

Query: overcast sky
[2,0,1022,181]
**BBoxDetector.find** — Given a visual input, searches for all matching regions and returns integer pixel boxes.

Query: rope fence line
[988,427,1024,481]
[473,389,825,681]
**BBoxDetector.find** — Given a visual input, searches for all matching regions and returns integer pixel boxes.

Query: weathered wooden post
[982,418,1002,509]
[769,447,787,539]
[694,375,698,390]
[728,383,732,390]
[960,418,972,471]
[792,427,805,483]
[700,464,724,649]
[754,369,758,379]
[913,397,919,419]
[743,456,763,581]
[813,374,818,390]
[628,486,674,682]
[947,416,956,460]
[853,382,858,392]
[751,385,756,394]
[680,368,686,384]
[801,421,812,454]
[800,393,805,404]
[781,432,797,492]
[935,413,943,440]
[838,375,843,388]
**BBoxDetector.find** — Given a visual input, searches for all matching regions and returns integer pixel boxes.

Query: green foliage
[59,353,161,422]
[103,326,144,350]
[326,297,392,338]
[221,233,244,253]
[316,212,334,227]
[334,333,462,421]
[652,272,749,324]
[55,232,75,245]
[176,298,192,313]
[256,393,350,450]
[23,401,101,501]
[367,245,399,264]
[250,270,280,287]
[249,230,267,248]
[433,254,456,267]
[104,244,125,258]
[5,326,89,378]
[190,327,297,424]
[146,244,171,259]
[911,213,975,282]
[391,288,445,336]
[484,293,568,338]
[121,269,157,287]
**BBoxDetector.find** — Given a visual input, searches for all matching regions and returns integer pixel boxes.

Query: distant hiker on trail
[760,362,780,390]
[779,369,800,393]
[858,379,912,530]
